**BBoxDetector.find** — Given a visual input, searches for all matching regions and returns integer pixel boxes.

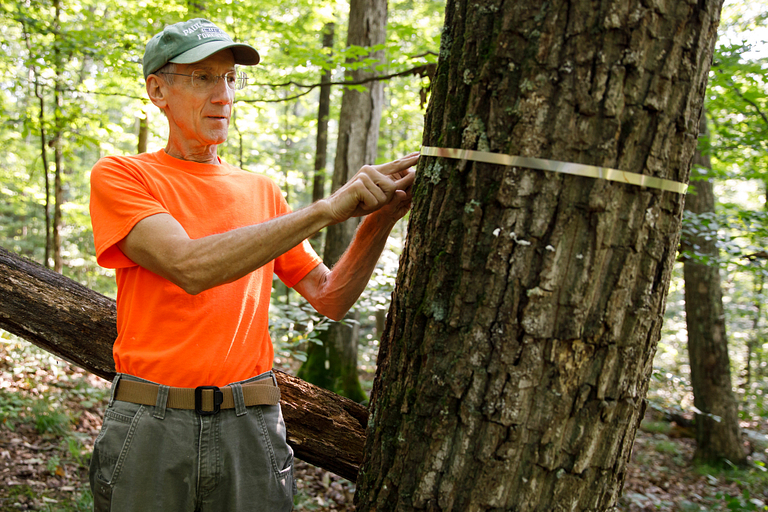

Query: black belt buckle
[195,386,223,415]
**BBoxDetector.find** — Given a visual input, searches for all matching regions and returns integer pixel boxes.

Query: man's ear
[146,75,168,110]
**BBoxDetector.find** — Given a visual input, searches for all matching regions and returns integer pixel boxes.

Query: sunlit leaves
[707,42,768,181]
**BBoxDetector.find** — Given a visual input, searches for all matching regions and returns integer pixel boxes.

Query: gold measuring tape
[420,146,688,194]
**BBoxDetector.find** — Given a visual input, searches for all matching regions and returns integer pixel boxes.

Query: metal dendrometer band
[420,146,688,195]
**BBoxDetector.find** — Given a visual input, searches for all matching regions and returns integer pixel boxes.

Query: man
[88,18,417,511]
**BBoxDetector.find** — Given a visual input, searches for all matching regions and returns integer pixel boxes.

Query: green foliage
[269,295,331,364]
[653,438,681,456]
[681,208,768,268]
[0,388,27,431]
[712,474,768,512]
[716,491,767,512]
[66,434,90,468]
[32,399,71,436]
[0,336,101,510]
[46,489,94,512]
[640,420,672,435]
[707,42,768,182]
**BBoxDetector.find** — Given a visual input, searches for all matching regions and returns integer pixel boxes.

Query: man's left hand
[323,152,419,224]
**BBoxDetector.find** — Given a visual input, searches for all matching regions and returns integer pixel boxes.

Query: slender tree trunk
[35,76,52,269]
[355,0,723,509]
[231,108,246,170]
[22,24,52,269]
[745,272,764,386]
[52,0,63,274]
[375,309,386,340]
[298,0,387,403]
[52,136,63,274]
[137,109,148,154]
[312,23,335,208]
[683,112,746,466]
[38,92,52,270]
[188,1,205,15]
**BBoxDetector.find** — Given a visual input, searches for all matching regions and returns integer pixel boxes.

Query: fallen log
[0,246,367,481]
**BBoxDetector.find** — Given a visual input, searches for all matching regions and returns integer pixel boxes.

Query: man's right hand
[322,152,419,224]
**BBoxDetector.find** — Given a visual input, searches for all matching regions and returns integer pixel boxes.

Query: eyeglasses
[157,70,248,91]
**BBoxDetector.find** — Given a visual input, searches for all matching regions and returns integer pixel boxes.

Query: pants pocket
[91,475,113,512]
[90,403,144,487]
[256,403,296,497]
[277,452,297,497]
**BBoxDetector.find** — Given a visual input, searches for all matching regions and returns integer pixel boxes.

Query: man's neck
[164,142,220,165]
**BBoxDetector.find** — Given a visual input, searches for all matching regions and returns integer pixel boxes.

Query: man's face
[163,50,236,149]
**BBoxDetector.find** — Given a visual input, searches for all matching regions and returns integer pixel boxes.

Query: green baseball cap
[143,18,260,79]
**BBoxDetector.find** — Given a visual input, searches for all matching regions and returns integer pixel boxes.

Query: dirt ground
[1,344,766,511]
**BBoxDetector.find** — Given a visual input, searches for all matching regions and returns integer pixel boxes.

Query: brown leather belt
[115,378,280,415]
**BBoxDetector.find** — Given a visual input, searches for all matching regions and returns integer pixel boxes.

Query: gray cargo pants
[89,372,295,511]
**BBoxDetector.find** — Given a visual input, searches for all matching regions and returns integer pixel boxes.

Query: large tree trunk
[0,246,367,482]
[683,112,746,466]
[355,0,723,509]
[298,0,387,403]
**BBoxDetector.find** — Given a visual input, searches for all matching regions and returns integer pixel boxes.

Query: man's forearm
[308,212,398,320]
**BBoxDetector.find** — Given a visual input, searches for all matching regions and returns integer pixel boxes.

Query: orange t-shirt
[89,150,322,387]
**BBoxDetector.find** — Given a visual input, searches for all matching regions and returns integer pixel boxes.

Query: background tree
[356,0,724,509]
[311,22,336,208]
[298,0,388,402]
[682,111,746,466]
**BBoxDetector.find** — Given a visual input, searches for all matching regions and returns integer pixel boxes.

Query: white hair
[153,62,178,84]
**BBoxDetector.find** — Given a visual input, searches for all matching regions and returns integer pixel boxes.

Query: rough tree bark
[355,0,723,510]
[0,246,367,482]
[298,0,387,402]
[683,112,746,466]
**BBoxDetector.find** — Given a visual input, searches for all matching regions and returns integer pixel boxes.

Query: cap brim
[170,40,260,66]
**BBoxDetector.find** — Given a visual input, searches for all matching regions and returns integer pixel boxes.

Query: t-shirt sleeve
[89,157,169,269]
[271,185,323,288]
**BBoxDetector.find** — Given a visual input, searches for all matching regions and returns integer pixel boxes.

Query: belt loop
[269,370,278,387]
[108,374,122,408]
[153,385,170,420]
[232,383,247,416]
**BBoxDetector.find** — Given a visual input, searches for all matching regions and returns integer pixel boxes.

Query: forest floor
[0,339,767,511]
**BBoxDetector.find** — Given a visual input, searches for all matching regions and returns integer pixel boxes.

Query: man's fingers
[373,153,420,176]
[326,152,419,222]
[356,174,388,210]
[392,169,416,191]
